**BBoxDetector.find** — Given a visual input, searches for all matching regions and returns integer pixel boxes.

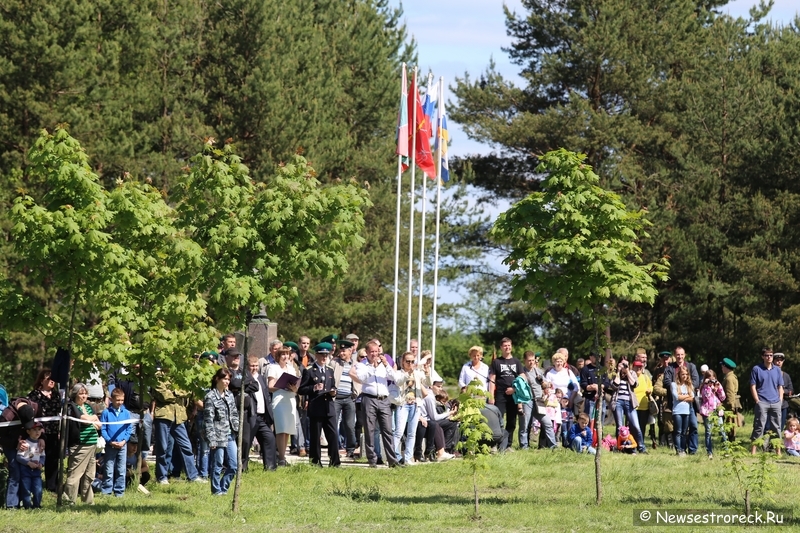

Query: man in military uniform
[298,343,340,467]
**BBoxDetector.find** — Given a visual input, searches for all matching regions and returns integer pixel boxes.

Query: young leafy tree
[491,149,668,504]
[174,140,370,511]
[454,378,493,518]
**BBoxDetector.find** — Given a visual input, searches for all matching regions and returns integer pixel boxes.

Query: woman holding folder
[268,347,300,465]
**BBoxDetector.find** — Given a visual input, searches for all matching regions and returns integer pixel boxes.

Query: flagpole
[416,73,434,354]
[392,63,407,362]
[431,77,444,370]
[406,67,418,353]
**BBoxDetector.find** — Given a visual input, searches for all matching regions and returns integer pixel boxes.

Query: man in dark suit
[298,342,340,467]
[245,356,277,470]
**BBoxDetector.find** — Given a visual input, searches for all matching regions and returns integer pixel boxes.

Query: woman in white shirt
[267,347,300,465]
[458,346,489,392]
[545,352,580,406]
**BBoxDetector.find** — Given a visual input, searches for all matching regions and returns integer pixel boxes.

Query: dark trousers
[43,433,59,492]
[239,413,253,471]
[438,418,460,453]
[251,415,277,470]
[334,396,357,453]
[494,392,517,449]
[308,414,340,467]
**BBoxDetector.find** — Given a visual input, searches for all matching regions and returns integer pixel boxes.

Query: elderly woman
[458,346,489,393]
[62,383,101,505]
[204,368,239,496]
[27,369,61,492]
[267,347,300,466]
[545,352,580,406]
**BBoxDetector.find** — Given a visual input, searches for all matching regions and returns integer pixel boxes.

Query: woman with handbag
[632,361,657,449]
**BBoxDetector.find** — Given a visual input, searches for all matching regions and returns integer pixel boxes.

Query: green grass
[2,442,800,533]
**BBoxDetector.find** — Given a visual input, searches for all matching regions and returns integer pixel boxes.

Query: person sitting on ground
[616,425,637,454]
[125,435,150,488]
[567,413,595,455]
[415,373,456,462]
[783,417,800,457]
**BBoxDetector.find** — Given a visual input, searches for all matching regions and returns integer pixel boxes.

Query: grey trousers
[362,396,399,466]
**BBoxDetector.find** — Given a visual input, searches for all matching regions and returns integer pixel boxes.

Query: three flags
[397,66,444,181]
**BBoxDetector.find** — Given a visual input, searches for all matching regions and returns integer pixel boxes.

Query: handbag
[388,381,404,406]
[95,435,106,453]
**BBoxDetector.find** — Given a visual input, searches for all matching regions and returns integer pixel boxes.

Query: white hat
[700,364,709,373]
[431,369,444,384]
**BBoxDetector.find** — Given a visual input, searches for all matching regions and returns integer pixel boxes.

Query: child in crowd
[100,388,133,497]
[542,381,561,438]
[698,369,726,459]
[784,417,800,457]
[558,390,573,445]
[617,425,637,454]
[125,435,151,492]
[567,413,596,454]
[17,421,45,509]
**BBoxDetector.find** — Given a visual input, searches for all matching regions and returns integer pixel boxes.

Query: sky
[397,0,800,157]
[392,0,800,322]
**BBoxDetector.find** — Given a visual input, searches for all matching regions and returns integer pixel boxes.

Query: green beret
[314,342,333,354]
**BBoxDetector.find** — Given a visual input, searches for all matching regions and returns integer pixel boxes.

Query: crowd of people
[1,334,798,508]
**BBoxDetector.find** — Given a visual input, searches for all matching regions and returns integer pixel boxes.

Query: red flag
[402,72,436,179]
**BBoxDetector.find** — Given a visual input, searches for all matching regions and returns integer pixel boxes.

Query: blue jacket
[567,422,592,447]
[100,404,133,443]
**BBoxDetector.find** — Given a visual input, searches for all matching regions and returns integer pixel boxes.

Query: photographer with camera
[698,369,726,459]
[611,359,647,454]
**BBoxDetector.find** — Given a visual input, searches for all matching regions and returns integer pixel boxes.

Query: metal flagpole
[416,73,434,354]
[406,67,418,352]
[431,77,444,370]
[392,63,406,362]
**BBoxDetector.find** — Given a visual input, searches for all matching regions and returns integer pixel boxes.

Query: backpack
[0,396,38,425]
[0,384,8,415]
[512,375,533,404]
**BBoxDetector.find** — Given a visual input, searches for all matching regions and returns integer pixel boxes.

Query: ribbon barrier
[0,415,142,428]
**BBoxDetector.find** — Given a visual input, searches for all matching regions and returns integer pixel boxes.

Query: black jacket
[299,363,336,418]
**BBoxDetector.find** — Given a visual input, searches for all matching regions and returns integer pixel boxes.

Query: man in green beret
[720,358,739,442]
[298,343,340,467]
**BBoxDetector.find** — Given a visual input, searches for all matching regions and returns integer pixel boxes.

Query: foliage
[491,149,669,319]
[454,378,494,518]
[0,0,428,388]
[451,0,800,368]
[327,473,382,502]
[721,411,782,514]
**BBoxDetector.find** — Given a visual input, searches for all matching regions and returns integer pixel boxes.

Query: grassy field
[2,437,799,533]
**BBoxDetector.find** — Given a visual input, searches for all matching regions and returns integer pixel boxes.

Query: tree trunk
[473,467,479,517]
[595,383,603,505]
[56,281,80,507]
[745,489,750,516]
[232,318,249,513]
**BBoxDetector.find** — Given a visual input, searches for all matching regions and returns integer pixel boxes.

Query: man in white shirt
[350,341,402,468]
